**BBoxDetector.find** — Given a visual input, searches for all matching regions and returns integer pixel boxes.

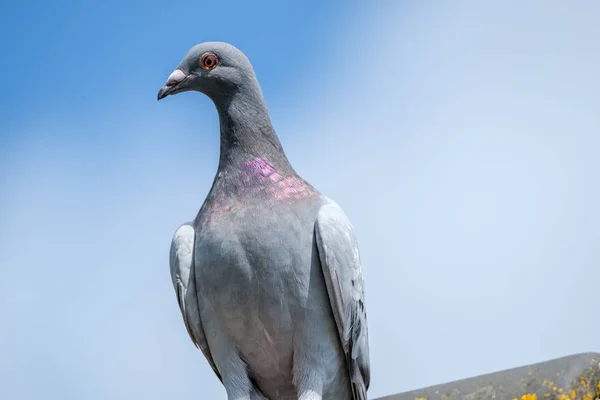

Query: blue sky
[1,1,600,399]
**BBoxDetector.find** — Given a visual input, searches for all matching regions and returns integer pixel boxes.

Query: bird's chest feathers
[198,213,310,281]
[195,157,319,303]
[195,200,317,304]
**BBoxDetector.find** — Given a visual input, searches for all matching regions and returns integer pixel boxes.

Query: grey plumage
[159,42,370,400]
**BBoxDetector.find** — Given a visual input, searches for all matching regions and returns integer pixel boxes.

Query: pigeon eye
[200,52,219,70]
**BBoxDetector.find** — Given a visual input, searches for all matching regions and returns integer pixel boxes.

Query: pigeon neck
[216,88,291,172]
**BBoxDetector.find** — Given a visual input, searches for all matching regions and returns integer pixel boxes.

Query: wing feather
[170,223,222,382]
[314,200,370,400]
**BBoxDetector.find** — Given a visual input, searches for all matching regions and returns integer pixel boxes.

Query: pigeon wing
[314,200,370,400]
[170,223,222,381]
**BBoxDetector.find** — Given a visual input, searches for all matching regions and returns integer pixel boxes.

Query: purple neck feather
[214,79,290,173]
[198,73,316,227]
[239,157,314,201]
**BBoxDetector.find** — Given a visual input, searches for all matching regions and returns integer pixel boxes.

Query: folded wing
[170,223,221,381]
[314,201,370,400]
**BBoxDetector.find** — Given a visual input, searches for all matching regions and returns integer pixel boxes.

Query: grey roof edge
[375,352,600,400]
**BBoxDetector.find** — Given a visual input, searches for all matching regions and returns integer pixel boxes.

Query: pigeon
[158,42,370,400]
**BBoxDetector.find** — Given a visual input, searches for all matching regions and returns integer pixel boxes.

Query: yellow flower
[569,389,577,399]
[544,394,550,398]
[558,388,563,393]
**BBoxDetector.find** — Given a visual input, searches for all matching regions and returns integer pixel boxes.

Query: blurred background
[1,1,599,399]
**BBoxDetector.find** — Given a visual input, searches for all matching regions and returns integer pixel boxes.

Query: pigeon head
[157,41,289,170]
[157,42,260,105]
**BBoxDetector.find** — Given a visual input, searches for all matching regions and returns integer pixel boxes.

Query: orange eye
[200,52,219,70]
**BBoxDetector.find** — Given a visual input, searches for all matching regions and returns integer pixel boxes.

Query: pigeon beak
[157,69,188,101]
